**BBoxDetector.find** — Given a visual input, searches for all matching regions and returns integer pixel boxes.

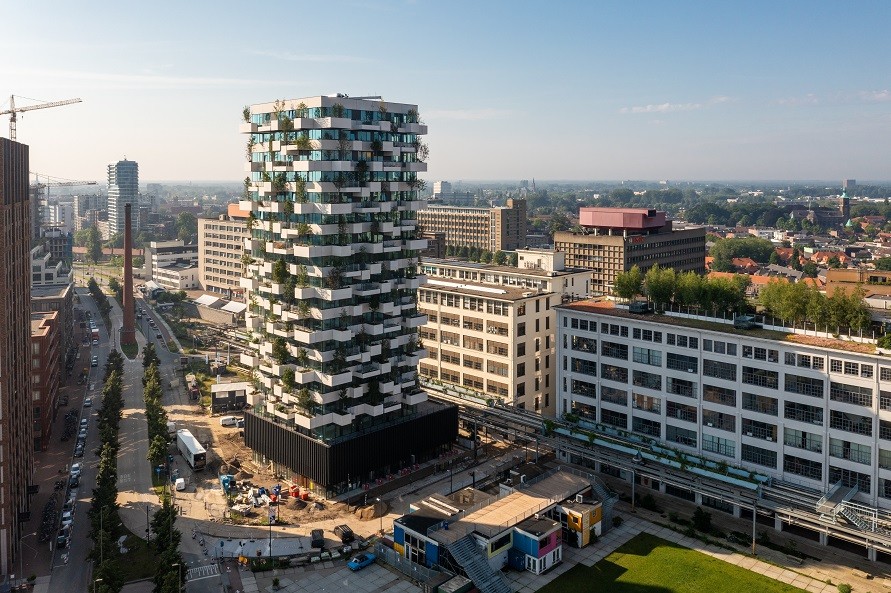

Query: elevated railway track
[427,385,891,560]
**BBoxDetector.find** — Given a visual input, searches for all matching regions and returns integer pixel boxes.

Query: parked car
[56,527,71,548]
[347,553,376,571]
[68,475,79,489]
[73,446,84,458]
[70,463,82,478]
[60,510,74,528]
[84,397,92,408]
[80,418,88,429]
[92,339,99,346]
[91,356,99,367]
[156,332,163,339]
[78,428,87,440]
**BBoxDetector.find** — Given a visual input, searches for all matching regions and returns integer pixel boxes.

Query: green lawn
[537,533,806,593]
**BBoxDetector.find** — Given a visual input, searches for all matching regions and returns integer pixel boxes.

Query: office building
[107,158,139,238]
[154,261,200,290]
[418,199,527,252]
[239,95,456,496]
[143,240,199,282]
[432,180,451,200]
[0,138,35,578]
[557,300,891,516]
[553,207,706,296]
[30,312,59,451]
[417,251,590,416]
[198,204,250,297]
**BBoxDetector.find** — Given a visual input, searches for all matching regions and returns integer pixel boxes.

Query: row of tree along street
[89,350,125,593]
[143,342,186,593]
[87,277,112,323]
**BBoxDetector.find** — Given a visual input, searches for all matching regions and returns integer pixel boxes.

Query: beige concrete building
[418,198,527,253]
[554,207,706,296]
[198,204,250,297]
[418,250,590,416]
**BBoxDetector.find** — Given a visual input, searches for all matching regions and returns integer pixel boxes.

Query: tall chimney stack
[121,203,136,347]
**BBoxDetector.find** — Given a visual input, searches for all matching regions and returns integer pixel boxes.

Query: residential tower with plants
[238,94,457,495]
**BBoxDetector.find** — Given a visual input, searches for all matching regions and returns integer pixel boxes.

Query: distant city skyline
[3,1,890,182]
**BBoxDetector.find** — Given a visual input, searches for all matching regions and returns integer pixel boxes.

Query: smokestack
[120,204,136,347]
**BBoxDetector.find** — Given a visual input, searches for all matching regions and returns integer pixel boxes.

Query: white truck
[176,429,206,470]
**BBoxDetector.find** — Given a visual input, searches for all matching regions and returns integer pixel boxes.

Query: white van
[175,478,186,491]
[219,416,238,427]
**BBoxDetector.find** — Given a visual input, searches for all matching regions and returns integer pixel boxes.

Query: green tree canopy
[614,265,644,300]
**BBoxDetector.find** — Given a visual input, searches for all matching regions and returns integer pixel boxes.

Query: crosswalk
[185,563,220,580]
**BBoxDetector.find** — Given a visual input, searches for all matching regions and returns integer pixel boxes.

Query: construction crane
[0,95,82,141]
[30,172,98,190]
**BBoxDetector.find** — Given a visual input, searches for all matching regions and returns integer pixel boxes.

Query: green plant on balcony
[280,115,294,145]
[281,368,295,391]
[332,345,347,373]
[415,139,429,162]
[242,106,251,123]
[355,160,369,186]
[296,264,309,288]
[246,137,256,161]
[282,199,294,217]
[294,177,308,203]
[242,176,251,200]
[272,173,288,194]
[406,108,419,124]
[331,103,345,118]
[272,337,289,364]
[367,380,382,405]
[356,328,369,351]
[296,387,314,412]
[261,171,271,183]
[368,294,380,312]
[296,347,309,369]
[295,223,313,245]
[380,180,390,197]
[246,211,257,232]
[370,139,383,155]
[271,259,288,284]
[325,266,343,290]
[296,299,311,319]
[338,388,349,405]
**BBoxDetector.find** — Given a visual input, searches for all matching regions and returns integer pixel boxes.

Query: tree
[673,271,702,307]
[176,212,198,243]
[644,265,676,312]
[272,337,289,364]
[692,507,712,533]
[875,257,891,271]
[827,255,842,269]
[801,262,818,278]
[768,250,781,265]
[147,435,168,468]
[613,265,644,300]
[296,387,313,412]
[85,226,103,264]
[281,368,295,391]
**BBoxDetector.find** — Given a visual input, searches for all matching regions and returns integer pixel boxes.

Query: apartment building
[30,312,59,451]
[554,208,706,296]
[0,138,35,578]
[418,251,590,416]
[417,198,527,252]
[30,243,73,286]
[239,95,456,496]
[557,300,891,511]
[198,204,249,297]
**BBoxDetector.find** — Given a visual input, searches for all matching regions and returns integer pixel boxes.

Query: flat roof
[515,516,560,537]
[430,470,590,545]
[422,257,587,278]
[559,300,877,355]
[31,283,71,299]
[422,279,546,301]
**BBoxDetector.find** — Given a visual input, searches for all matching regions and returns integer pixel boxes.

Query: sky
[2,1,890,183]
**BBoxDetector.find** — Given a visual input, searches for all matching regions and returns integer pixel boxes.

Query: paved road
[42,288,111,592]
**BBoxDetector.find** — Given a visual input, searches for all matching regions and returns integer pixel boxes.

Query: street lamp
[376,498,383,535]
[93,578,103,593]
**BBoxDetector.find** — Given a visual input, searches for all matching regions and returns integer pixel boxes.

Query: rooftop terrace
[560,300,878,356]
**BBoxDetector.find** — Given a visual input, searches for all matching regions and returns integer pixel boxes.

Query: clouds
[860,89,891,102]
[5,68,273,90]
[619,95,730,114]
